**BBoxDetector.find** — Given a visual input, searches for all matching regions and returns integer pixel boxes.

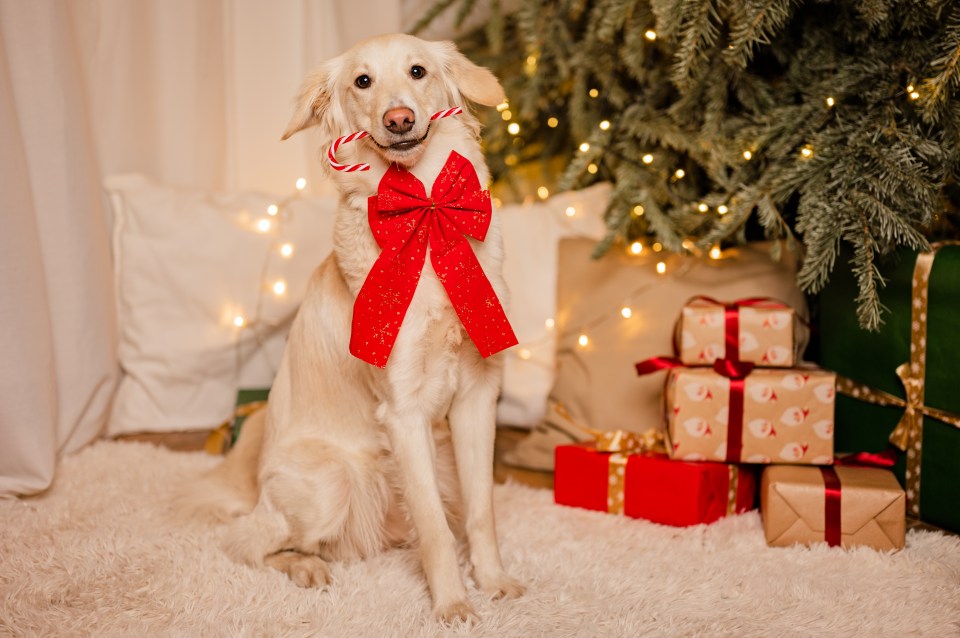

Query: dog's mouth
[372,126,430,154]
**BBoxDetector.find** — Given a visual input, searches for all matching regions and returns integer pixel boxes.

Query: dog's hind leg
[448,355,524,600]
[221,441,365,588]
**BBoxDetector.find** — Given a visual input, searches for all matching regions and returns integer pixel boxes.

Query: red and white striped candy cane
[327,106,463,172]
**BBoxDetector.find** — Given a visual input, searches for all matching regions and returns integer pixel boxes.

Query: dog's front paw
[433,599,477,624]
[265,552,332,589]
[479,573,525,600]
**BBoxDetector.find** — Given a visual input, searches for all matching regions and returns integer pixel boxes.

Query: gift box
[761,465,905,550]
[663,366,836,465]
[554,443,756,527]
[819,243,960,531]
[675,297,803,367]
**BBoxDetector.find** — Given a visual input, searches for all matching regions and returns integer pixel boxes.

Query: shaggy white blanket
[2,441,959,637]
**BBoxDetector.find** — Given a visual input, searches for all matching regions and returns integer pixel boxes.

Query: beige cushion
[504,239,807,471]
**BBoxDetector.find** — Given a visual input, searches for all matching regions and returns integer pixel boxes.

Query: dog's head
[282,34,503,167]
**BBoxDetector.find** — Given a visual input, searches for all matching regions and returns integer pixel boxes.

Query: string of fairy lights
[226,57,924,372]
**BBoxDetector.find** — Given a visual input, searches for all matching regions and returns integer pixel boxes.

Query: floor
[118,425,554,490]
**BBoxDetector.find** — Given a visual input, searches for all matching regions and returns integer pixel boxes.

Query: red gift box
[554,443,756,527]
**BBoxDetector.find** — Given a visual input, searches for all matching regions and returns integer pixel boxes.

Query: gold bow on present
[835,242,960,517]
[554,402,664,515]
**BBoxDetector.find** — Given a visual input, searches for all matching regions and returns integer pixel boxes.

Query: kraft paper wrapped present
[761,465,905,550]
[675,297,804,367]
[554,443,756,527]
[663,366,836,464]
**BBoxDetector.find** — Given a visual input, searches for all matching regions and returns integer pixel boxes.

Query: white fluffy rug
[3,441,959,637]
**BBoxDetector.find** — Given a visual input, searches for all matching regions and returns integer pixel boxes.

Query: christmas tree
[414,0,960,329]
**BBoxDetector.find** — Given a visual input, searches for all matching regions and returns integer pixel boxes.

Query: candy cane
[327,107,464,172]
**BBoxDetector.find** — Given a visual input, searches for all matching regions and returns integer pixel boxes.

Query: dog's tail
[171,406,266,524]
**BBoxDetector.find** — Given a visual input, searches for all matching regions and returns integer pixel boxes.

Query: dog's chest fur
[331,133,505,423]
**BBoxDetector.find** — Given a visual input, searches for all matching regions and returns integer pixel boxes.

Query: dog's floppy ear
[281,63,336,141]
[437,41,504,107]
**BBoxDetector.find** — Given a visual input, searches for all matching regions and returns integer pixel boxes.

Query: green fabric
[818,245,960,532]
[231,388,270,446]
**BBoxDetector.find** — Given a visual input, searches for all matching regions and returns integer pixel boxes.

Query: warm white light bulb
[518,348,532,360]
[645,30,657,41]
[545,318,555,330]
[233,315,246,328]
[630,241,643,255]
[295,178,307,191]
[826,97,835,107]
[579,142,590,152]
[674,169,685,179]
[697,203,709,213]
[589,88,599,98]
[633,205,644,217]
[547,117,559,128]
[656,261,666,274]
[280,243,294,257]
[801,145,814,158]
[743,150,753,160]
[709,246,722,259]
[537,186,550,199]
[497,101,509,112]
[642,154,654,164]
[578,334,589,347]
[599,120,611,130]
[717,205,729,215]
[621,306,633,319]
[256,219,272,233]
[587,163,599,174]
[565,206,577,217]
[501,110,512,121]
[272,280,287,295]
[267,204,279,216]
[508,122,520,135]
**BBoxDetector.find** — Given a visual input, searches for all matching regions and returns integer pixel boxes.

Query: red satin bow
[349,150,518,368]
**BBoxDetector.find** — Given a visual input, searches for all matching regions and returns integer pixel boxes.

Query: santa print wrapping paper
[665,367,836,464]
[761,465,905,551]
[553,444,756,527]
[676,297,800,367]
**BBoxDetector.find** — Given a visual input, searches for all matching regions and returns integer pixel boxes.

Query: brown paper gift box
[665,366,835,464]
[761,465,905,550]
[676,298,803,367]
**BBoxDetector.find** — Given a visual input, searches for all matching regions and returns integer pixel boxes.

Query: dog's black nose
[383,108,415,134]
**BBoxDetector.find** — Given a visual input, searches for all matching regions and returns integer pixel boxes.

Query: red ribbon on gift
[635,355,748,463]
[675,295,796,365]
[820,466,843,547]
[350,151,517,368]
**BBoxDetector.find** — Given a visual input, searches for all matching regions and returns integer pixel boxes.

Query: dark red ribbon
[835,448,898,469]
[635,355,746,462]
[350,150,517,368]
[820,466,842,547]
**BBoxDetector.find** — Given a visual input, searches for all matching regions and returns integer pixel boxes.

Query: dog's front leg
[382,406,475,623]
[448,357,525,600]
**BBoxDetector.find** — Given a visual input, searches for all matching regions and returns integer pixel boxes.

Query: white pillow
[497,183,609,426]
[106,175,338,434]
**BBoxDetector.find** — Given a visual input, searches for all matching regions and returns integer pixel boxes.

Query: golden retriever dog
[179,33,523,622]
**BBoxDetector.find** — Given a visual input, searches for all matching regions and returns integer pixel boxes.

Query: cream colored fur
[178,34,521,622]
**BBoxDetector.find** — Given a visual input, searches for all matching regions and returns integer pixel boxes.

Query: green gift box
[818,243,960,533]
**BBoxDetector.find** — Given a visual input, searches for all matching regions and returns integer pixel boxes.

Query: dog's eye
[410,65,426,80]
[355,75,372,89]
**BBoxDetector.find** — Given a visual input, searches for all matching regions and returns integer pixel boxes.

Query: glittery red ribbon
[820,466,842,547]
[350,151,517,368]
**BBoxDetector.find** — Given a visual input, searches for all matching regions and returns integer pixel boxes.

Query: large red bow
[350,150,518,368]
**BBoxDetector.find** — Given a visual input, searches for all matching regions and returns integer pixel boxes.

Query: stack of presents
[554,243,960,549]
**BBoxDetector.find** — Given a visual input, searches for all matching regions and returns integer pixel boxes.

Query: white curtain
[0,0,415,496]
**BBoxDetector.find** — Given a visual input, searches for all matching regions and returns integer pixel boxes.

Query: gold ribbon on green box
[836,242,960,517]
